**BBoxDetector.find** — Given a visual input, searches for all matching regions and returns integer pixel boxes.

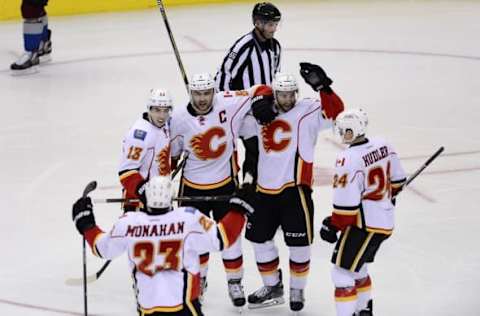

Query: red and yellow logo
[156,145,171,176]
[190,127,227,160]
[261,119,291,153]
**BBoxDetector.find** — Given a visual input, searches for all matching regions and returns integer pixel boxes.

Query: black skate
[39,29,52,63]
[247,270,285,309]
[199,276,208,303]
[290,288,305,312]
[227,278,246,308]
[10,51,39,75]
[358,299,373,316]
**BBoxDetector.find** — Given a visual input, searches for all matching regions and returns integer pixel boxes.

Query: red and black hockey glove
[320,216,339,243]
[72,197,96,235]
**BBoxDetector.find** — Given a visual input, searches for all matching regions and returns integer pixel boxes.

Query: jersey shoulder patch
[134,129,147,141]
[183,206,198,214]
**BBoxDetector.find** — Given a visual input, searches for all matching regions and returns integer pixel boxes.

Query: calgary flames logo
[261,119,291,153]
[156,145,171,176]
[190,127,227,160]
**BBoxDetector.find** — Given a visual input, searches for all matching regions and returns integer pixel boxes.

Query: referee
[215,2,282,186]
[215,2,282,91]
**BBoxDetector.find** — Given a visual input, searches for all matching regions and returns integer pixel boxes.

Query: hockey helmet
[146,89,173,111]
[252,2,281,24]
[145,176,173,210]
[272,73,298,112]
[334,108,368,144]
[189,73,215,92]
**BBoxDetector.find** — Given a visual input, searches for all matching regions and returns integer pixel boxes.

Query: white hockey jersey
[118,113,171,199]
[84,207,245,313]
[331,137,407,235]
[170,89,256,189]
[244,98,333,194]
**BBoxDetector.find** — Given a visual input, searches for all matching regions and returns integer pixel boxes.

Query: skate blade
[10,66,39,76]
[248,297,285,309]
[39,55,52,64]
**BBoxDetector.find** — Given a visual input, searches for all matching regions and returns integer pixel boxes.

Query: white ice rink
[1,1,480,315]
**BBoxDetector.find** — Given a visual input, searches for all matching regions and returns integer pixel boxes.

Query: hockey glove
[252,94,277,125]
[72,197,96,235]
[320,216,339,243]
[135,180,148,206]
[299,62,333,92]
[229,196,255,217]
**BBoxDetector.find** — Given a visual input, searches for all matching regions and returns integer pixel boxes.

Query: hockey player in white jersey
[119,89,173,212]
[243,63,344,312]
[170,73,272,307]
[71,176,253,316]
[319,109,407,316]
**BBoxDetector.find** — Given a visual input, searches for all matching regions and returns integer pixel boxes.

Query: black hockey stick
[403,146,444,187]
[80,181,97,316]
[156,0,189,92]
[393,146,444,202]
[66,158,190,287]
[93,195,232,204]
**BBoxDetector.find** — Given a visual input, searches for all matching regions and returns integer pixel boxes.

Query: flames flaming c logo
[261,120,291,153]
[156,145,171,176]
[190,127,227,160]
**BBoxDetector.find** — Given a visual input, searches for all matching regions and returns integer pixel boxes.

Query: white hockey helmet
[145,176,173,210]
[334,108,368,144]
[272,73,298,112]
[272,72,298,92]
[189,73,216,92]
[146,89,173,111]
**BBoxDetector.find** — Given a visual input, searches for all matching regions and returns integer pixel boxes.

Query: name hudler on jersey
[319,109,406,316]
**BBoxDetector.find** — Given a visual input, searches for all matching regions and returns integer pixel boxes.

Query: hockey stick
[93,195,232,204]
[403,146,444,187]
[66,158,190,287]
[156,0,189,92]
[80,181,97,315]
[393,146,444,203]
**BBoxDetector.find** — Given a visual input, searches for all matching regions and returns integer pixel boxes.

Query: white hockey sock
[222,237,243,280]
[289,246,310,289]
[252,240,280,286]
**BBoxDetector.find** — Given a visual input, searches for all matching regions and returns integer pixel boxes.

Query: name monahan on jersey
[83,207,245,314]
[331,137,407,235]
[170,86,267,189]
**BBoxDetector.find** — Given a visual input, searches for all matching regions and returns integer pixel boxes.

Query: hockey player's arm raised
[72,197,128,259]
[299,62,344,120]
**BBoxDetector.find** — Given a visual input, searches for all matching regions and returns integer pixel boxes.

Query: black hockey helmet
[252,2,281,24]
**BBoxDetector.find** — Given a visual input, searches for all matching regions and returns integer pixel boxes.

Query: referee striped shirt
[215,30,281,91]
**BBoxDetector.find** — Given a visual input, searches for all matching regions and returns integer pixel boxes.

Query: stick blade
[65,274,97,286]
[82,181,97,198]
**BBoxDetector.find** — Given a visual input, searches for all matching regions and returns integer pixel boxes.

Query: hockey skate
[247,270,285,309]
[199,276,208,303]
[227,278,246,309]
[10,51,39,75]
[38,29,52,63]
[357,299,373,316]
[290,288,305,312]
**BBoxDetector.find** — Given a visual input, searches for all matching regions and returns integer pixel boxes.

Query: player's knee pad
[288,245,310,262]
[331,265,355,288]
[252,240,278,262]
[21,3,46,19]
